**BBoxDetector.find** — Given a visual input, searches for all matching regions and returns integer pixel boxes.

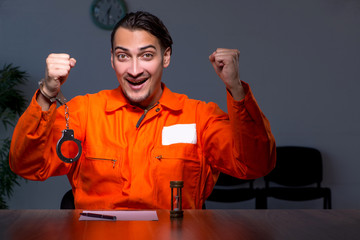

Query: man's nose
[128,58,143,77]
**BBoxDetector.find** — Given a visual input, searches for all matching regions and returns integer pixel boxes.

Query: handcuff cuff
[39,79,82,163]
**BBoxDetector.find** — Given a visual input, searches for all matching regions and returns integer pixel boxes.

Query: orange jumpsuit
[9,82,276,209]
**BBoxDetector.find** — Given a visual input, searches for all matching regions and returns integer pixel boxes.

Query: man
[9,11,276,209]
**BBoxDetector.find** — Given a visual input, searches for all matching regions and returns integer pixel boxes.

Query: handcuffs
[39,80,82,163]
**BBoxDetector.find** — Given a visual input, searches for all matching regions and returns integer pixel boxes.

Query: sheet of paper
[79,210,159,221]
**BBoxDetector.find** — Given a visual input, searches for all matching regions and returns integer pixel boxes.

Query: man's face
[111,27,171,108]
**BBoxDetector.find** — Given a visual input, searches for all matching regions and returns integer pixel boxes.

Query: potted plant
[0,63,28,209]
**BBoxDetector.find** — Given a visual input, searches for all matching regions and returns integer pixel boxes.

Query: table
[1,209,360,240]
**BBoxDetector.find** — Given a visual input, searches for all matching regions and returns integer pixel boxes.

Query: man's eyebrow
[114,45,157,52]
[140,45,157,51]
[114,46,129,52]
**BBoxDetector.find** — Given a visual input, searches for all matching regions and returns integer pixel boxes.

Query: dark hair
[111,11,173,54]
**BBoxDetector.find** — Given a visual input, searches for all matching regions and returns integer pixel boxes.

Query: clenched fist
[43,53,76,98]
[209,48,245,101]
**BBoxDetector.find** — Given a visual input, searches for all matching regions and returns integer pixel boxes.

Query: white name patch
[162,124,197,146]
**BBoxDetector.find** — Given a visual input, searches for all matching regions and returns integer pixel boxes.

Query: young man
[10,11,276,209]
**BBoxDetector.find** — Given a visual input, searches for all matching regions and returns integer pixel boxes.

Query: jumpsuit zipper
[136,102,160,128]
[86,157,117,168]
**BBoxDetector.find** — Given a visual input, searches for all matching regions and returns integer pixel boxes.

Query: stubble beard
[123,88,151,107]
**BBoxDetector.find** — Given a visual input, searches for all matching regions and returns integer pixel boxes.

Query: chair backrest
[60,189,75,209]
[264,146,323,187]
[206,172,256,203]
[216,172,254,188]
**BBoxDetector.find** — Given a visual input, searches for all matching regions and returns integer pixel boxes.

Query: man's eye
[117,54,128,60]
[142,53,154,59]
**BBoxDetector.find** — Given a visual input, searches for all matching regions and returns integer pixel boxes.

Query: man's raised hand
[44,53,76,98]
[209,48,245,101]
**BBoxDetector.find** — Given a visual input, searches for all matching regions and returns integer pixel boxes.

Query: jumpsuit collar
[105,83,183,113]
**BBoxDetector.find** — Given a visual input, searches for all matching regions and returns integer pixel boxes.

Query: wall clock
[90,0,127,30]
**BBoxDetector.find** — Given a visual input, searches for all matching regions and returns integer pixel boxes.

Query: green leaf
[0,138,21,201]
[0,63,28,209]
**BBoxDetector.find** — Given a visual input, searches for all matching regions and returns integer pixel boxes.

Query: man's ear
[163,47,171,68]
[111,50,115,69]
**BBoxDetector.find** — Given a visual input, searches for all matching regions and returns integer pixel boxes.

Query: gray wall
[1,0,360,209]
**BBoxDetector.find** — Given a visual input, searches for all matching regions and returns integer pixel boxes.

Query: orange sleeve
[203,81,276,179]
[9,90,74,181]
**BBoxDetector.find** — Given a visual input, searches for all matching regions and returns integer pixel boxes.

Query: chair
[60,189,75,209]
[207,172,261,208]
[261,146,331,209]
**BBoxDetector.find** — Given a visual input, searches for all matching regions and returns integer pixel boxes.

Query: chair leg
[255,189,267,209]
[324,189,332,209]
[328,189,332,209]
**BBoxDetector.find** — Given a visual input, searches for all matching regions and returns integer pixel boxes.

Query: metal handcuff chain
[39,80,82,163]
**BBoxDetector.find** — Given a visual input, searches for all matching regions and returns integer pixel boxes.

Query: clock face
[91,0,127,30]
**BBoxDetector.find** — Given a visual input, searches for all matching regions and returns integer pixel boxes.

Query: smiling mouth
[126,78,148,86]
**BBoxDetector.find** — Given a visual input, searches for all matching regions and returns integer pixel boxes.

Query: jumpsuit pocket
[78,148,123,195]
[151,144,201,209]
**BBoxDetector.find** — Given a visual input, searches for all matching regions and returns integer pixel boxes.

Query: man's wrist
[227,81,246,101]
[38,79,57,103]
